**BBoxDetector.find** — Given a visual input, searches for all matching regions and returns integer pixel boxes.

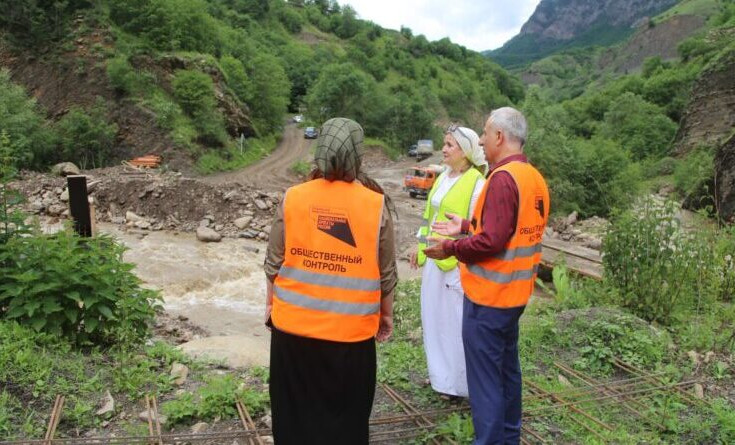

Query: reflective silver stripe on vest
[418,236,428,244]
[492,244,543,261]
[467,264,539,284]
[274,286,380,315]
[278,266,381,291]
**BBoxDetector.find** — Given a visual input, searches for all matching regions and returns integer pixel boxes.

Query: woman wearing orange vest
[264,118,397,445]
[425,108,550,445]
[410,125,487,399]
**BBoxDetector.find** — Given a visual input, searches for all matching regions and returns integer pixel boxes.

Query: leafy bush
[0,230,161,345]
[161,375,269,425]
[602,199,717,324]
[0,131,32,245]
[56,100,118,169]
[674,147,714,199]
[0,70,56,169]
[567,310,668,375]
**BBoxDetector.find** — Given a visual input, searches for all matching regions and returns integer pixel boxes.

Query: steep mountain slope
[0,1,523,174]
[488,0,678,67]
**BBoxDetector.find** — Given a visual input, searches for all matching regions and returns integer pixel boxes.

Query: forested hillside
[0,0,522,174]
[514,0,735,218]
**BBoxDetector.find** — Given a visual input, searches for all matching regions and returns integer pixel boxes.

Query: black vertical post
[67,175,92,237]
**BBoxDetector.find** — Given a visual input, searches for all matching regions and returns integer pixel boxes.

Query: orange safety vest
[272,178,384,342]
[459,161,550,308]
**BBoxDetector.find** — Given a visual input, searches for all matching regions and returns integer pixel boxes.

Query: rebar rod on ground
[521,424,547,444]
[524,380,698,415]
[554,361,661,429]
[523,372,670,402]
[612,359,703,406]
[151,396,163,445]
[236,398,264,445]
[380,384,447,445]
[525,379,612,434]
[43,395,64,445]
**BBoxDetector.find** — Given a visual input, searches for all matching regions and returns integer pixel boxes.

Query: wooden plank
[541,238,603,280]
[542,237,602,263]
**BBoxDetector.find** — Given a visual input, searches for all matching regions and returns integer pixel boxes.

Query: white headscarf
[448,126,488,175]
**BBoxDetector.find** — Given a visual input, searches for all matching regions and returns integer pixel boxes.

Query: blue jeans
[463,297,525,445]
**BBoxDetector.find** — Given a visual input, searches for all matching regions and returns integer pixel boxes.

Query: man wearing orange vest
[425,107,550,445]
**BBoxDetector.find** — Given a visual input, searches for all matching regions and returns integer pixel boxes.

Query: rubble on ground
[9,166,282,241]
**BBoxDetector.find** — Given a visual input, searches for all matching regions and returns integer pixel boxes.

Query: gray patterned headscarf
[314,118,363,182]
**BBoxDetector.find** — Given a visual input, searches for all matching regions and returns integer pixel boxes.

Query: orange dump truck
[403,164,444,199]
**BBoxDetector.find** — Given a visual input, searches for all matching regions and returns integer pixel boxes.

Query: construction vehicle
[413,139,434,161]
[404,164,444,199]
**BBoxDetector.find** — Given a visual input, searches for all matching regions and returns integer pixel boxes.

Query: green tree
[306,63,375,122]
[0,70,56,169]
[56,99,118,169]
[600,92,677,160]
[247,54,291,133]
[172,70,227,145]
[0,0,90,47]
[220,55,253,104]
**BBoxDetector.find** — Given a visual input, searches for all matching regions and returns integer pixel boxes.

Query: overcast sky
[340,0,542,52]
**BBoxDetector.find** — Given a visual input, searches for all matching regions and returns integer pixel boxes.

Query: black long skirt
[269,327,376,445]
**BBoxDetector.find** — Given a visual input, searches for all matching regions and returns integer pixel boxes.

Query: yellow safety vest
[417,168,483,271]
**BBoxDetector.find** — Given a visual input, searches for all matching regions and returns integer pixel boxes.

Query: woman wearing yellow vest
[410,125,487,398]
[264,118,397,445]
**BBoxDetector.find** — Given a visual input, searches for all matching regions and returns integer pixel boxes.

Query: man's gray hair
[489,107,528,148]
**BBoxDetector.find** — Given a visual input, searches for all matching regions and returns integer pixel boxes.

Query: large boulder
[51,162,80,177]
[715,134,735,223]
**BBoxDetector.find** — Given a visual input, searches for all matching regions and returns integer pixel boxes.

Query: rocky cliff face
[490,0,678,67]
[520,0,678,41]
[716,134,735,223]
[673,37,735,156]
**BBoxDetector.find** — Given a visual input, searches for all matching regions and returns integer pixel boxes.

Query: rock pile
[10,166,282,242]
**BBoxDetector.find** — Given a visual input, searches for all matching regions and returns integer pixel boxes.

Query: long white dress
[420,172,484,397]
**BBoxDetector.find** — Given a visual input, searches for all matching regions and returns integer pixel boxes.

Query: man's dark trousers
[463,297,525,445]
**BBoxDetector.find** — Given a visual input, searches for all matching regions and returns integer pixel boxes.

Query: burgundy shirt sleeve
[443,171,518,263]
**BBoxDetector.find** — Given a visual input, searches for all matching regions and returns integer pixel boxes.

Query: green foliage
[602,199,729,325]
[673,147,714,199]
[600,92,677,160]
[290,159,311,176]
[220,55,252,104]
[0,0,90,48]
[247,53,291,133]
[195,134,277,174]
[0,230,161,346]
[56,99,118,169]
[161,375,269,425]
[172,70,227,145]
[111,0,222,53]
[0,131,31,245]
[0,70,56,169]
[433,413,475,443]
[570,312,667,375]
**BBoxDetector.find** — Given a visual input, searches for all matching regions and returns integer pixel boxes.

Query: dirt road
[202,123,315,190]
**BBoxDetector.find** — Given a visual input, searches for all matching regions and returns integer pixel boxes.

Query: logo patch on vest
[311,206,356,247]
[535,196,545,218]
